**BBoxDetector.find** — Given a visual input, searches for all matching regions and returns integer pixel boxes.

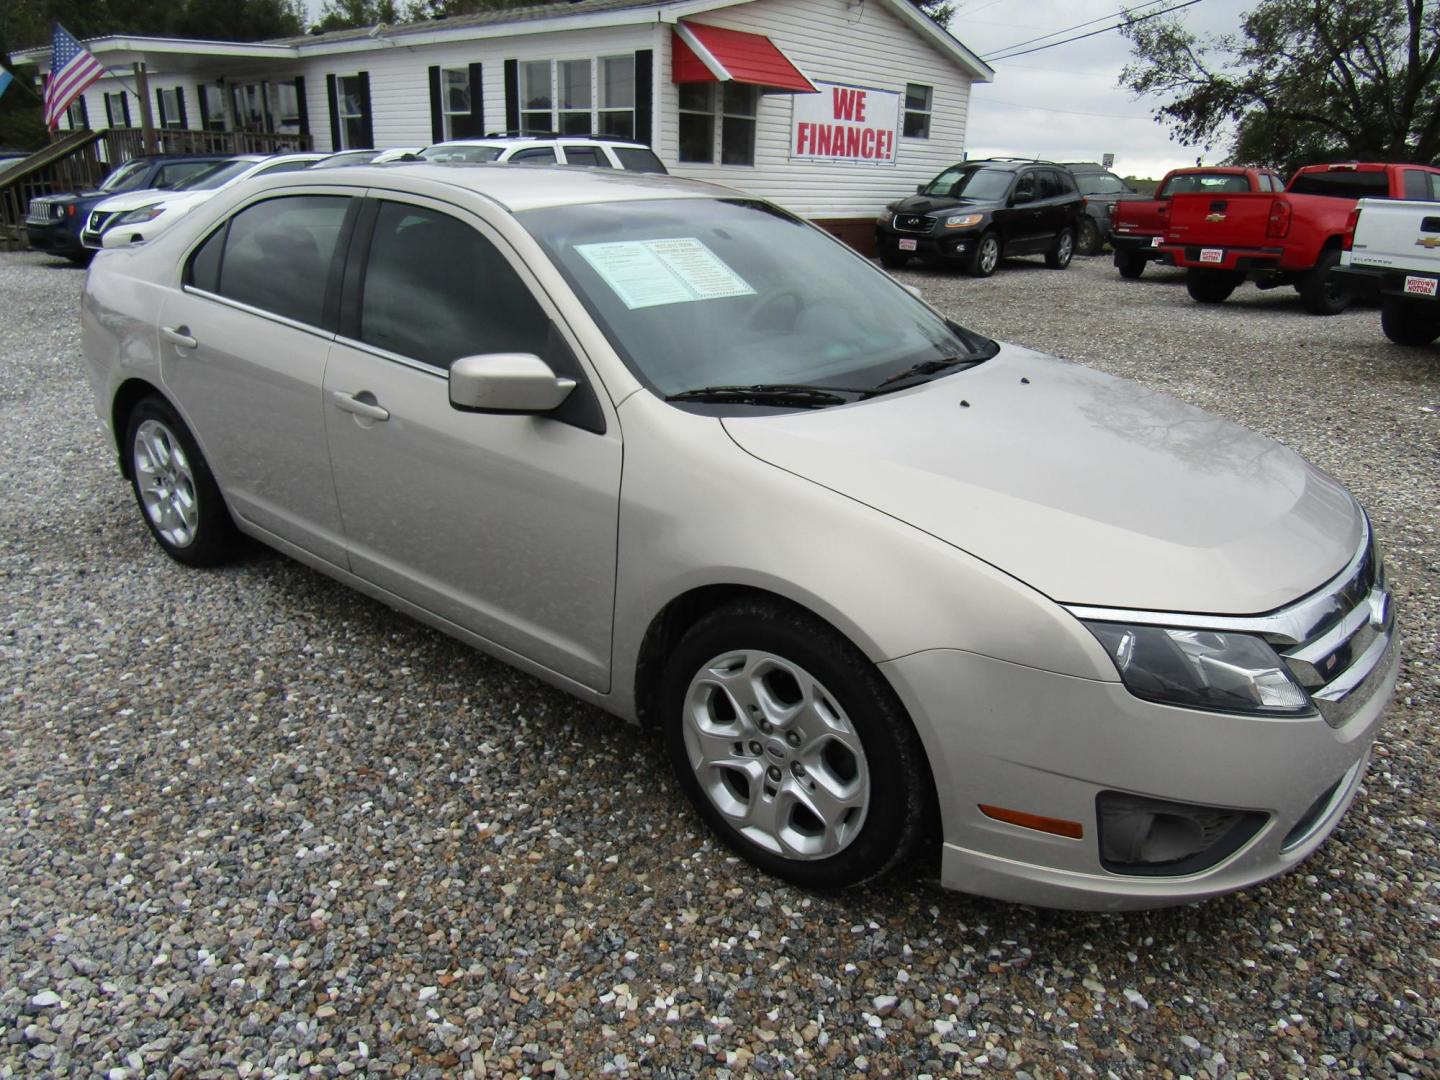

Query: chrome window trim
[332,333,446,379]
[180,285,337,343]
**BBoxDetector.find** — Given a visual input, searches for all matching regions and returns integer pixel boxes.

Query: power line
[983,0,1205,62]
[972,95,1154,120]
[979,0,1172,59]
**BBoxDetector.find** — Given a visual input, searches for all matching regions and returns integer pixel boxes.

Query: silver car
[80,165,1399,910]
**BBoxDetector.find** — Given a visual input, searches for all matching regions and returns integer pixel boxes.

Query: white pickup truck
[1336,197,1440,346]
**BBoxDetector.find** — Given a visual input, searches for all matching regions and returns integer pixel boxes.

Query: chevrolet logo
[1417,237,1440,249]
[1206,212,1226,222]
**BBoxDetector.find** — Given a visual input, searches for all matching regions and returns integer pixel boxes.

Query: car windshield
[921,167,1013,201]
[419,144,504,163]
[522,198,995,400]
[172,159,254,191]
[99,159,152,193]
[1075,174,1129,195]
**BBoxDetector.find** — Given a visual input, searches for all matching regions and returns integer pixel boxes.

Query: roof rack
[481,130,647,144]
[980,155,1059,165]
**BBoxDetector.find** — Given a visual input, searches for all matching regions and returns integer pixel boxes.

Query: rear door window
[187,195,351,327]
[561,146,612,168]
[1403,169,1431,200]
[509,147,557,164]
[613,147,667,173]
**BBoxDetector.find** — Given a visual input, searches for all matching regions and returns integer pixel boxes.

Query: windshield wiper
[870,355,982,393]
[666,383,862,408]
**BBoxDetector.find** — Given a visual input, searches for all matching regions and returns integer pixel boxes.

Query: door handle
[160,325,198,349]
[330,390,390,421]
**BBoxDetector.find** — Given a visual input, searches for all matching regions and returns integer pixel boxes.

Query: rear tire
[1045,228,1075,269]
[965,232,1002,278]
[1076,217,1101,256]
[124,396,240,567]
[1186,269,1240,304]
[1298,248,1350,315]
[1380,297,1440,346]
[1115,250,1146,279]
[660,598,934,890]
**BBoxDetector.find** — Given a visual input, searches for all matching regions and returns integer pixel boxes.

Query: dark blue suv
[25,154,229,264]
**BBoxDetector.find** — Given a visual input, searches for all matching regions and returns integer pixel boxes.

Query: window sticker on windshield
[576,238,756,309]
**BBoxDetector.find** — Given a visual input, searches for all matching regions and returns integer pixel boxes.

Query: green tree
[312,0,405,32]
[1121,0,1440,173]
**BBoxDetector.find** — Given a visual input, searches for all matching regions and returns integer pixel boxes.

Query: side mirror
[449,353,575,414]
[1011,189,1034,205]
[101,229,143,249]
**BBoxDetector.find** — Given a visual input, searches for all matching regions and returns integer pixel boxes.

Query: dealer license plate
[1199,248,1224,263]
[1403,274,1437,297]
[898,238,918,251]
[1151,236,1164,247]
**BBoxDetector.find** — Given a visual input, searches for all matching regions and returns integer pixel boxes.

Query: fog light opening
[1097,791,1267,877]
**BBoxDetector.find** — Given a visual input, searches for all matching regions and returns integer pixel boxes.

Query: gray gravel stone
[1,248,1437,1078]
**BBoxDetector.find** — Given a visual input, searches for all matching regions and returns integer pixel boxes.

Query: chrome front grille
[1274,538,1396,727]
[25,199,56,224]
[891,213,933,235]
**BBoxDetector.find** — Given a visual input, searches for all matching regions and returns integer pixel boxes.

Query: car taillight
[1343,206,1362,251]
[1266,199,1292,239]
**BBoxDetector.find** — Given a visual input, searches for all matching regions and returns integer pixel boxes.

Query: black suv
[876,158,1083,277]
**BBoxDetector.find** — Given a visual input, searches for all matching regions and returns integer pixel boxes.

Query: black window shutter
[176,87,188,128]
[122,93,131,127]
[79,95,89,128]
[105,94,116,127]
[428,65,443,143]
[468,62,484,135]
[295,76,309,136]
[634,49,653,147]
[504,58,518,133]
[356,71,373,149]
[326,73,341,149]
[156,87,166,127]
[197,87,209,130]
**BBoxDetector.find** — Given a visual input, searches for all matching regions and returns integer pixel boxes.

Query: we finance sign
[791,82,900,165]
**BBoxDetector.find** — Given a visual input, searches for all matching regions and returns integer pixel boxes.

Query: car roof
[431,136,649,149]
[260,160,725,212]
[945,158,1055,171]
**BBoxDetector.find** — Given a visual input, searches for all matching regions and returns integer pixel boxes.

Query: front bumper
[24,220,84,255]
[875,226,975,262]
[882,632,1396,910]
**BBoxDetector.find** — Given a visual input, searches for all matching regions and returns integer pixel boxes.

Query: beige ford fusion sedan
[81,164,1399,910]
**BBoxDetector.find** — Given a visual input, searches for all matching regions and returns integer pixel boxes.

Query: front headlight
[117,205,164,225]
[1083,621,1311,715]
[876,211,892,226]
[943,214,984,229]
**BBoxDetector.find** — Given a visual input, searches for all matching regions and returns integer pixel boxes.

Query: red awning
[672,22,817,93]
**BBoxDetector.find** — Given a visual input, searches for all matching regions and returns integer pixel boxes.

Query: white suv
[417,135,667,173]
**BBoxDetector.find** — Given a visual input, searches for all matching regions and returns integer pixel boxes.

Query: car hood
[93,187,171,213]
[889,193,1002,216]
[721,346,1362,615]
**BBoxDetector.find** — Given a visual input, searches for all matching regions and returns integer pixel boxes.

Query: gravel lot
[1,247,1437,1079]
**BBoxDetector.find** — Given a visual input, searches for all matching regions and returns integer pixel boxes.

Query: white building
[18,0,992,249]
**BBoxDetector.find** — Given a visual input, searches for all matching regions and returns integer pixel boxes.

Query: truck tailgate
[1113,198,1168,236]
[1165,192,1278,249]
[1348,198,1440,270]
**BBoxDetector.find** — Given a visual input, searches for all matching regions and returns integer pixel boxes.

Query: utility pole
[134,62,156,153]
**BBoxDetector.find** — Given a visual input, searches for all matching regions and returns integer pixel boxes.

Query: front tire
[124,396,239,567]
[1045,228,1075,269]
[1298,248,1350,315]
[965,232,1002,278]
[660,598,933,890]
[1076,217,1101,256]
[1380,297,1440,346]
[1186,268,1241,304]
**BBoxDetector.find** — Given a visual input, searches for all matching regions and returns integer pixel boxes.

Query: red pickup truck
[1162,162,1440,314]
[1110,167,1283,279]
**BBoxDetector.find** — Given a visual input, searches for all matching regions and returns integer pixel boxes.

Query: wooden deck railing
[0,131,106,249]
[101,127,315,162]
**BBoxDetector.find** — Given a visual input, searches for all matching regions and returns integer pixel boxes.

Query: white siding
[657,0,974,219]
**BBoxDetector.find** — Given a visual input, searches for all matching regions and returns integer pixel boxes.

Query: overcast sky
[956,0,1253,177]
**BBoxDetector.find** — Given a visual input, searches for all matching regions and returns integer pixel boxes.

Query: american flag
[43,25,106,130]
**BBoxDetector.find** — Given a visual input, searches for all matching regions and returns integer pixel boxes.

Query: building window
[521,60,553,133]
[337,75,366,148]
[597,55,634,139]
[104,91,130,128]
[157,87,184,129]
[677,83,757,166]
[269,82,301,134]
[441,67,482,139]
[65,100,87,130]
[903,83,932,139]
[519,58,636,138]
[200,85,226,131]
